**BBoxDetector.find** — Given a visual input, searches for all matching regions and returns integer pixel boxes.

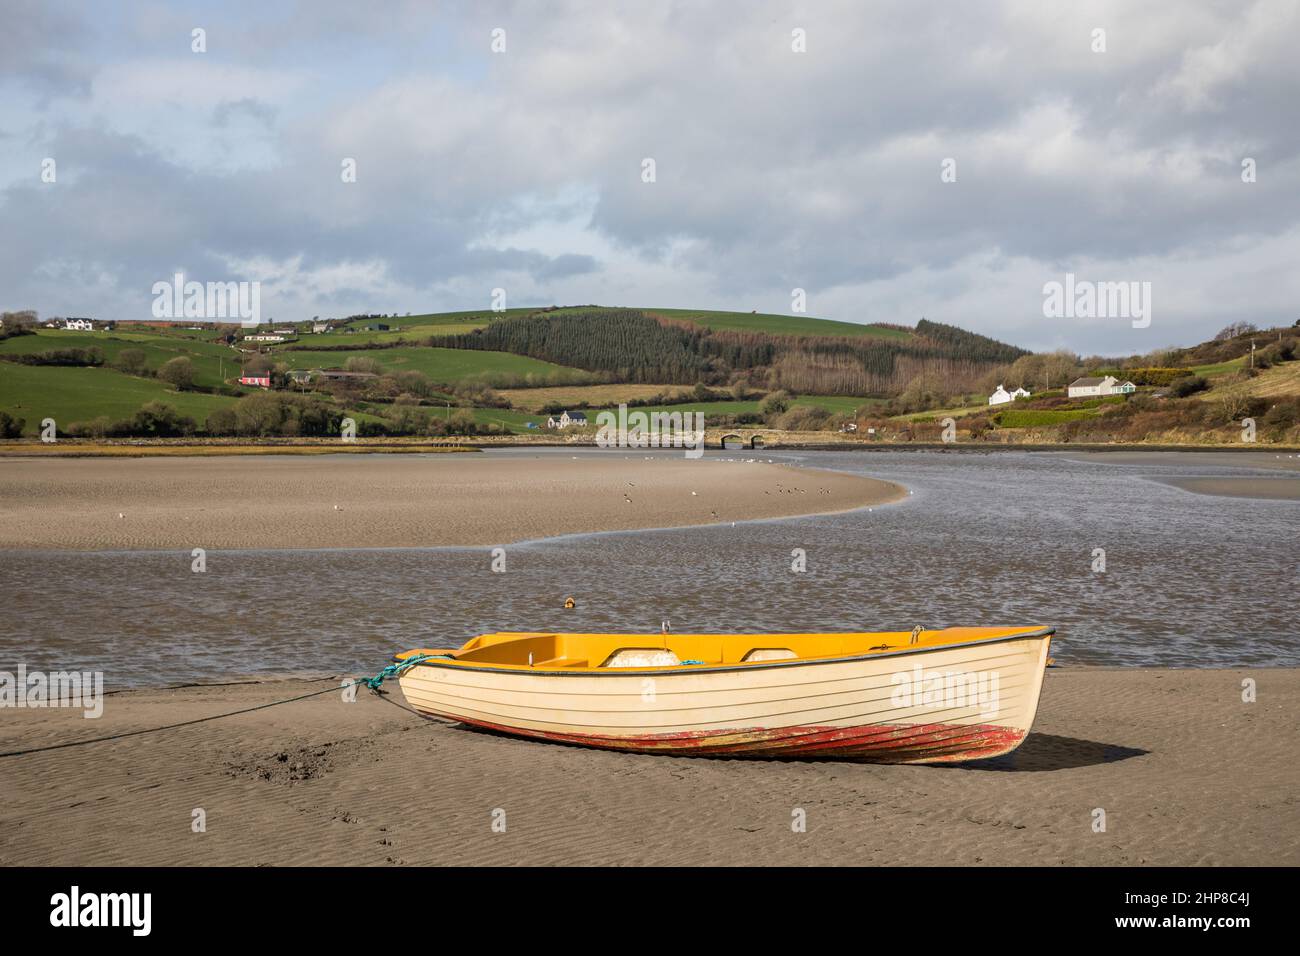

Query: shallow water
[2,448,1296,686]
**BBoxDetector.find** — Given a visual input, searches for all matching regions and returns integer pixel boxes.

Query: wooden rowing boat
[394,626,1053,764]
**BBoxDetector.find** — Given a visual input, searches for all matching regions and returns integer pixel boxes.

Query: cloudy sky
[2,0,1298,353]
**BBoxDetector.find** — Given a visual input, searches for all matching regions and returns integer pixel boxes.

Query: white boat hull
[397,629,1052,763]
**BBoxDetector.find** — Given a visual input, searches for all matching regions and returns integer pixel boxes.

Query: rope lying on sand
[0,655,440,760]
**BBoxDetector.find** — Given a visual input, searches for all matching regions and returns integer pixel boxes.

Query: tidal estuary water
[2,448,1296,686]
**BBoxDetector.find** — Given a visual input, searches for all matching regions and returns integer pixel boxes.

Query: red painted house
[239,374,271,388]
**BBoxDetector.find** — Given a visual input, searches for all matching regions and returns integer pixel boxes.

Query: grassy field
[1192,360,1300,401]
[0,363,238,434]
[123,327,227,341]
[996,408,1097,428]
[269,346,589,386]
[1189,357,1247,377]
[497,383,692,412]
[892,402,986,421]
[314,310,500,346]
[343,309,525,328]
[0,330,246,391]
[294,324,488,347]
[647,308,911,340]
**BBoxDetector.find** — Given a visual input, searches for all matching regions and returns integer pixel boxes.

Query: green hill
[0,305,1032,438]
[428,307,1026,393]
[272,346,590,387]
[0,329,241,390]
[0,363,238,435]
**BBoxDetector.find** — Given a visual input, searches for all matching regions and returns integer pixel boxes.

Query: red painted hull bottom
[443,715,1028,764]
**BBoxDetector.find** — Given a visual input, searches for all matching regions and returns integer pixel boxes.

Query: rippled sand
[1155,476,1300,500]
[1,667,1295,865]
[0,453,905,551]
[1053,449,1300,472]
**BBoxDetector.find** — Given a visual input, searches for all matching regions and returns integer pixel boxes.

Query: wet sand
[0,454,905,551]
[1155,476,1300,500]
[1052,449,1300,472]
[1051,449,1300,500]
[1,668,1295,866]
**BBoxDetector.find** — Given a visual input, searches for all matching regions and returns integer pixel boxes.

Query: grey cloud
[212,98,278,128]
[0,0,95,98]
[532,252,599,281]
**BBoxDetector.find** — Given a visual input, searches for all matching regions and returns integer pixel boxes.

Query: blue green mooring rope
[360,653,447,691]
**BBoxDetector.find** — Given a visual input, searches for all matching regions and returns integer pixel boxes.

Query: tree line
[426,309,1030,393]
[428,309,711,384]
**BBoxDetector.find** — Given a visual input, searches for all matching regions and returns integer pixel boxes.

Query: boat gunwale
[395,626,1055,678]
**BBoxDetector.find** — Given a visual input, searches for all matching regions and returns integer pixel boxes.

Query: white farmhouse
[988,384,1031,406]
[1067,375,1137,398]
[546,410,589,429]
[62,318,95,331]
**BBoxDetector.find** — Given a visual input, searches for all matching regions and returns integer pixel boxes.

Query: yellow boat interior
[397,626,1052,672]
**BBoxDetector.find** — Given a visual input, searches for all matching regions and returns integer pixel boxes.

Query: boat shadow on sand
[944,733,1148,773]
[448,723,1146,771]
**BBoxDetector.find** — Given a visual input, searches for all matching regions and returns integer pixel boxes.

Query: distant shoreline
[3,436,1298,457]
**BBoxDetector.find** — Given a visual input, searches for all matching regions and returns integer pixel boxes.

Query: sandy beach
[0,667,1295,866]
[0,454,905,551]
[1153,476,1300,500]
[1052,450,1300,472]
[1052,449,1300,500]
